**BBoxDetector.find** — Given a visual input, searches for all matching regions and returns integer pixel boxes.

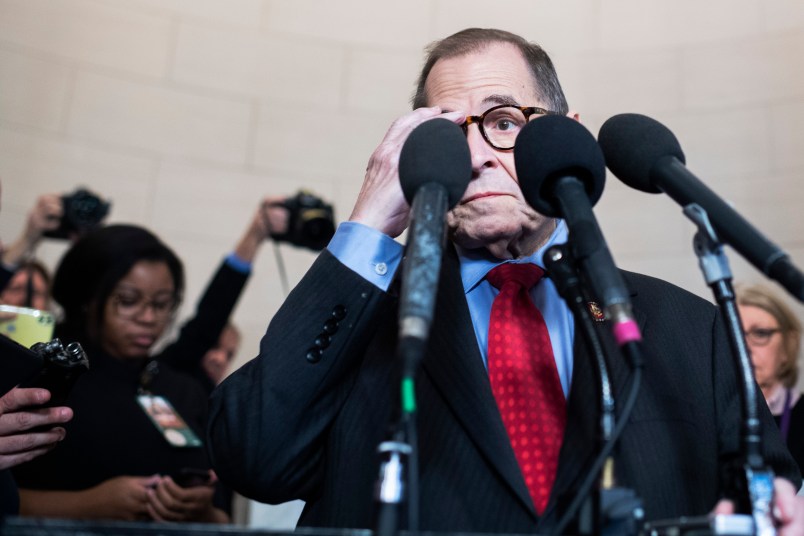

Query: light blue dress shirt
[224,252,254,274]
[327,220,575,398]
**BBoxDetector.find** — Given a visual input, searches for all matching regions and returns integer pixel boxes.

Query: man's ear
[567,110,581,123]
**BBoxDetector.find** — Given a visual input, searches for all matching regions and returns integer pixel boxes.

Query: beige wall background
[1,0,804,527]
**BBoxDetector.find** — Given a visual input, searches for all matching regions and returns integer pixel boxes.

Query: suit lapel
[544,276,648,521]
[420,246,538,521]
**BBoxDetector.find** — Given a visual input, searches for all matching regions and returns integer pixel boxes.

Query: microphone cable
[544,243,615,443]
[551,343,644,536]
[545,242,629,536]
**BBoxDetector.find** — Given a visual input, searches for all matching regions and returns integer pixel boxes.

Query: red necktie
[486,263,566,514]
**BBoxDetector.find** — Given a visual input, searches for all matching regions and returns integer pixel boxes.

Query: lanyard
[780,388,793,442]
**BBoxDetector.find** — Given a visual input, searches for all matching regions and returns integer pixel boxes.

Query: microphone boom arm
[657,155,804,304]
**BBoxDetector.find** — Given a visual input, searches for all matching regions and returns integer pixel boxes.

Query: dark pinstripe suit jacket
[208,246,799,533]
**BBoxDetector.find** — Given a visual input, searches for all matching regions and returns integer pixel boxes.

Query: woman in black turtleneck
[12,225,229,523]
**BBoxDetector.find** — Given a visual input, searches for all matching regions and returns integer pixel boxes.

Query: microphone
[378,117,470,536]
[598,113,804,303]
[516,116,646,536]
[515,115,641,346]
[397,118,472,342]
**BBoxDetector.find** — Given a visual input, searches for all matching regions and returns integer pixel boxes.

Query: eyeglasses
[461,104,559,150]
[743,327,782,347]
[111,291,178,322]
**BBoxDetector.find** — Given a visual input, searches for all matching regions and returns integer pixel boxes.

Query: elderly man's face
[425,42,558,259]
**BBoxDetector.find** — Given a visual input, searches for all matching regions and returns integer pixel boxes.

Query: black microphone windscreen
[598,113,686,194]
[514,115,606,217]
[398,118,472,209]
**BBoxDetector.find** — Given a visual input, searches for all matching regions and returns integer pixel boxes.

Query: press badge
[137,394,202,448]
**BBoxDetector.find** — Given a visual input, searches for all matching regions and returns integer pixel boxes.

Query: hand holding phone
[0,387,73,470]
[169,467,212,488]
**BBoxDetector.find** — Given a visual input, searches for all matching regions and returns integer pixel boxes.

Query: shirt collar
[456,220,569,294]
[766,384,800,415]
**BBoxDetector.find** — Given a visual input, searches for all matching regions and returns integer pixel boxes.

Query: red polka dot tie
[486,263,566,514]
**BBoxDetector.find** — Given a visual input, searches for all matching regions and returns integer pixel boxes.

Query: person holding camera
[1,188,109,312]
[10,189,333,521]
[1,193,62,271]
[161,192,334,391]
[0,193,62,311]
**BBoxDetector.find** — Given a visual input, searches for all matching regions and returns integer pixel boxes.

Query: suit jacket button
[315,335,332,349]
[332,305,346,320]
[306,348,322,363]
[323,319,338,334]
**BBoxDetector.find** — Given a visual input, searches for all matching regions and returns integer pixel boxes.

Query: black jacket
[208,247,799,533]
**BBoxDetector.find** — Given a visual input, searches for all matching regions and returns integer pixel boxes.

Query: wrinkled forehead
[423,43,542,110]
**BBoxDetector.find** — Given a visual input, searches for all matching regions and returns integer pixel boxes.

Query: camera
[20,338,90,407]
[270,190,336,251]
[44,187,111,240]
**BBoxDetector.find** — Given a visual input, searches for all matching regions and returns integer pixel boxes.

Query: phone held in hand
[170,467,212,488]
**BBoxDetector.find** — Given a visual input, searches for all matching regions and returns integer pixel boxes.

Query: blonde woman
[738,284,804,472]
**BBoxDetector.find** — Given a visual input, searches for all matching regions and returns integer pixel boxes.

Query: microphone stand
[545,244,644,536]
[644,204,775,536]
[374,184,451,536]
[685,204,775,535]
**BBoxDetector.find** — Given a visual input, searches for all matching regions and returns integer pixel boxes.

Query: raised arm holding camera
[0,193,62,312]
[1,193,62,275]
[1,188,109,311]
[161,192,334,390]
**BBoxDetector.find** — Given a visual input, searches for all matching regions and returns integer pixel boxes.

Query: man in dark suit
[207,28,803,533]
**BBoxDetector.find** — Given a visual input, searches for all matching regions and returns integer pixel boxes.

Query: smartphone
[0,332,44,397]
[0,305,55,348]
[170,467,212,488]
